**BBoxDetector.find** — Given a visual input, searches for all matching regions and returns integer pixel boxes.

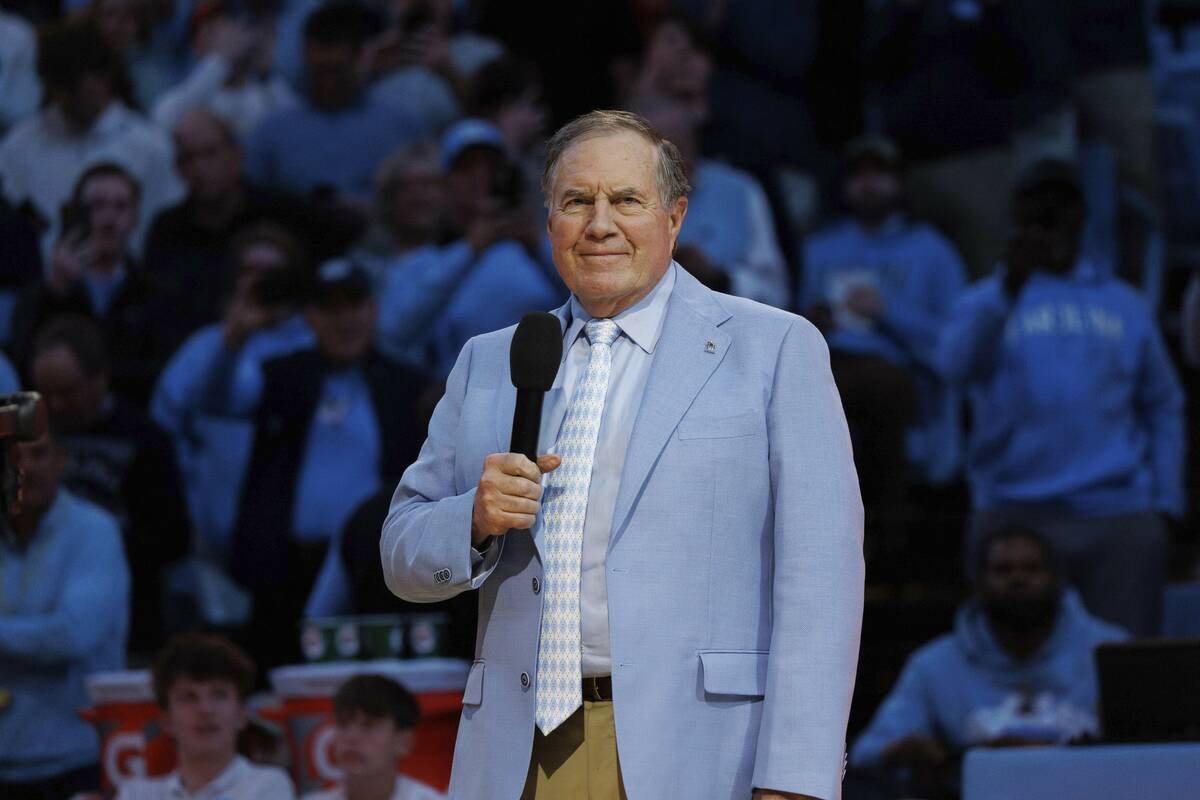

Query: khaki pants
[521,700,627,799]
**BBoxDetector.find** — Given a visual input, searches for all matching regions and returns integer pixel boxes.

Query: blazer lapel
[608,271,731,550]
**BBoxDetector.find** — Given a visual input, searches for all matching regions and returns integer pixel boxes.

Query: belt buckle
[587,677,602,701]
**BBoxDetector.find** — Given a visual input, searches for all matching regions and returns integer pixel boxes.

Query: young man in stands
[302,674,442,800]
[850,527,1126,797]
[117,633,295,799]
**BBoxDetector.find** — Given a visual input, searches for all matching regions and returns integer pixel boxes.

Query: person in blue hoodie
[850,526,1126,797]
[801,135,968,532]
[939,158,1184,636]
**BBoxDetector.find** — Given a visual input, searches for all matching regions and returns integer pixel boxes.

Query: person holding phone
[10,162,163,403]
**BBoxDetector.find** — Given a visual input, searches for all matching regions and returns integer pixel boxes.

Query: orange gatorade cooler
[80,670,176,793]
[269,659,468,795]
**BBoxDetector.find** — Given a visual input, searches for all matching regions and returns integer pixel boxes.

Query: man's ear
[668,195,688,248]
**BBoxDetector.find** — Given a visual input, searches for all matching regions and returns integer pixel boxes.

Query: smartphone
[59,199,91,242]
[490,161,524,210]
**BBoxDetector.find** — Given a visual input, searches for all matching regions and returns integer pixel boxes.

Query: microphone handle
[510,387,545,463]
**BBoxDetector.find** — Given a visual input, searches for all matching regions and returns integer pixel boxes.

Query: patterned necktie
[535,317,621,735]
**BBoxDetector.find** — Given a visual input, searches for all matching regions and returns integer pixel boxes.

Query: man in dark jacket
[195,259,428,669]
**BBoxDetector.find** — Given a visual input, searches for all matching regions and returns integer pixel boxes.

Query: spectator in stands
[850,527,1125,796]
[0,22,182,255]
[360,0,470,134]
[0,9,39,135]
[30,314,191,655]
[866,0,1073,276]
[379,118,561,377]
[301,674,443,800]
[87,0,176,112]
[670,0,822,173]
[0,427,129,799]
[117,633,295,800]
[939,159,1185,635]
[473,0,640,128]
[641,96,790,307]
[469,54,548,196]
[619,13,712,129]
[192,259,426,669]
[151,224,313,624]
[243,2,427,204]
[153,9,298,140]
[359,140,445,277]
[801,135,967,505]
[10,162,164,403]
[143,109,328,356]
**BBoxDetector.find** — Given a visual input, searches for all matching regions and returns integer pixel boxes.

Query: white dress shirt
[115,756,295,800]
[541,264,677,677]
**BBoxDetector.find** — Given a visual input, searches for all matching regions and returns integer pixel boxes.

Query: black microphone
[509,312,563,462]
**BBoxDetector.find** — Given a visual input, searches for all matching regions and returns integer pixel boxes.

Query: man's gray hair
[540,109,691,210]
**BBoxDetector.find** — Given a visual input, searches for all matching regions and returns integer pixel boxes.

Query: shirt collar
[565,262,677,356]
[166,755,249,798]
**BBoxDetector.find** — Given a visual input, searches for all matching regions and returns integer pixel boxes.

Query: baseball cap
[310,258,372,306]
[440,118,506,169]
[844,134,902,170]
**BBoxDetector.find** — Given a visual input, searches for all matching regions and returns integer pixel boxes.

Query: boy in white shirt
[302,675,443,800]
[117,633,295,800]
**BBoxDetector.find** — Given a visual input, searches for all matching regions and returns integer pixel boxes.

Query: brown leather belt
[582,675,613,701]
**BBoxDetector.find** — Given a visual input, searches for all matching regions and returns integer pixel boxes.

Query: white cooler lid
[270,658,470,698]
[85,670,155,704]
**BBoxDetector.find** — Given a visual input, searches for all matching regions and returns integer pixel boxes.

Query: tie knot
[585,318,620,348]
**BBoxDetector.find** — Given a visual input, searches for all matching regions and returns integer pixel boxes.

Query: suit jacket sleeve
[381,337,505,603]
[752,318,865,799]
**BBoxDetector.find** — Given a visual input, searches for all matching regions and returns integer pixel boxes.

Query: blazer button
[532,577,541,594]
[520,672,530,689]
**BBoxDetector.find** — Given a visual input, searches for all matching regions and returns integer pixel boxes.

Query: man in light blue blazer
[382,110,864,800]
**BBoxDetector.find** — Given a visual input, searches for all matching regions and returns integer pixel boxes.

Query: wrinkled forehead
[549,130,659,198]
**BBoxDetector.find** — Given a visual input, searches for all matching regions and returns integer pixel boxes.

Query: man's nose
[584,198,617,238]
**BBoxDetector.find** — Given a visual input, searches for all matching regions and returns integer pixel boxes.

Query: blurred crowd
[0,1,1197,799]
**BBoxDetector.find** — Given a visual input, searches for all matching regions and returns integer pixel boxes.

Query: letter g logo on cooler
[106,731,148,787]
[311,721,344,783]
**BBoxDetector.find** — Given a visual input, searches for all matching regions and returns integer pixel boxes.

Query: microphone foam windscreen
[510,311,563,390]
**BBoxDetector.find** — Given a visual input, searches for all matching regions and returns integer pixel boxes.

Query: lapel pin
[705,340,717,354]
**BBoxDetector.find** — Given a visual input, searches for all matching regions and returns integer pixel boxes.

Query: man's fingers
[492,472,543,500]
[537,454,562,474]
[486,452,542,482]
[497,496,539,516]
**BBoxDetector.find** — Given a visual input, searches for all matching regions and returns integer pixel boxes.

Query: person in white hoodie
[302,675,443,800]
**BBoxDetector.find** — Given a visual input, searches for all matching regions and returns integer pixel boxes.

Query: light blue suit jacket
[382,267,864,799]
